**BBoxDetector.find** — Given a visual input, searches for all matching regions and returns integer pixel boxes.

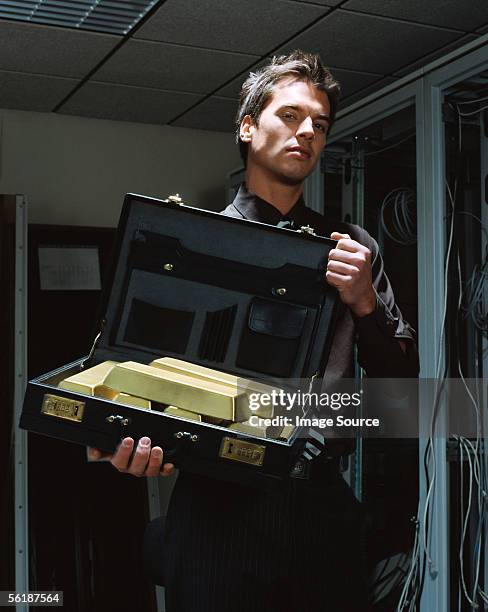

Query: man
[90,50,418,611]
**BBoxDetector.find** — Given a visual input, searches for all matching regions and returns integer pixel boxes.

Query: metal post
[14,195,28,611]
[480,111,488,604]
[327,36,488,611]
[329,88,418,504]
[341,150,354,223]
[351,137,367,501]
[416,79,450,612]
[351,137,366,228]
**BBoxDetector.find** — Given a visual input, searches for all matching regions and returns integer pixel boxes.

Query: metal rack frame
[327,35,488,611]
[14,195,28,612]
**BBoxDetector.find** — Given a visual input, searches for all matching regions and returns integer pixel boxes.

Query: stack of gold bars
[57,357,295,440]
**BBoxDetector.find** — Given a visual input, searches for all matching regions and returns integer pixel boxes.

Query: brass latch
[163,193,184,205]
[298,225,316,236]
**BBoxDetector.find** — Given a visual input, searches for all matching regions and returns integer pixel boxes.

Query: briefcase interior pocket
[198,305,237,363]
[115,270,244,361]
[124,297,195,354]
[236,298,308,377]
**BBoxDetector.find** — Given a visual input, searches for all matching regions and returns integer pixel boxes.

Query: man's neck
[245,167,303,216]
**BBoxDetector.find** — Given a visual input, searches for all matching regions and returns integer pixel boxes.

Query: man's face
[241,77,331,185]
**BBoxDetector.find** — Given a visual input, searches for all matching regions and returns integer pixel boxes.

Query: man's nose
[296,116,314,140]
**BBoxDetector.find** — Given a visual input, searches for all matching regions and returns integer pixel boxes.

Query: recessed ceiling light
[0,0,159,35]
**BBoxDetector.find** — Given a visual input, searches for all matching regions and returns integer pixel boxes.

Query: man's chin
[276,166,314,186]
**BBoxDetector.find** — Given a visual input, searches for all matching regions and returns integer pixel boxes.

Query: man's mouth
[286,146,311,159]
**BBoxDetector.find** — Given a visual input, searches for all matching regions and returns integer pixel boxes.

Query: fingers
[111,437,135,471]
[110,437,174,478]
[330,231,350,241]
[126,437,154,476]
[326,231,374,313]
[160,462,175,477]
[333,239,361,254]
[329,248,367,265]
[330,232,371,257]
[330,232,354,251]
[87,447,112,462]
[327,259,360,276]
[144,446,165,477]
[87,447,103,460]
[325,270,351,289]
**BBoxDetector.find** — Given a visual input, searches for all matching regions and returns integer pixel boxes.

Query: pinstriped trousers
[162,471,368,612]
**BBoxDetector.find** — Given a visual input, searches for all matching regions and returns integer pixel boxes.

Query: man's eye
[314,123,327,133]
[282,112,297,121]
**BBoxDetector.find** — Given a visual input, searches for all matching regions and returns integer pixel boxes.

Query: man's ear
[239,115,255,143]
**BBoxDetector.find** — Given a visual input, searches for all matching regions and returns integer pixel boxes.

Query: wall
[0,109,242,227]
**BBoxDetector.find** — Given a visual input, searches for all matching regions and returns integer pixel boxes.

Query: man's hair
[235,50,341,165]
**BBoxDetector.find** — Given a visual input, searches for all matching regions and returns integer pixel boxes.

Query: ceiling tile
[0,19,119,78]
[0,70,78,111]
[0,0,157,35]
[343,0,488,32]
[277,10,464,74]
[172,96,238,132]
[94,40,259,94]
[59,82,203,124]
[215,60,381,102]
[393,34,479,76]
[329,67,384,98]
[340,75,398,107]
[215,58,271,99]
[292,0,342,5]
[174,70,390,132]
[135,0,329,54]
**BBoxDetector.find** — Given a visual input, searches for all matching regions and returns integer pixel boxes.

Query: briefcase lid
[90,192,338,386]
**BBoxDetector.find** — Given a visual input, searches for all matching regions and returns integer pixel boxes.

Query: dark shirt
[222,184,419,381]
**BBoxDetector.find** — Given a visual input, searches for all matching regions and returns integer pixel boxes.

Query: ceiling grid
[0,0,485,131]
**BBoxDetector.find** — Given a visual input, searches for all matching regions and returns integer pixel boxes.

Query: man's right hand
[87,437,175,477]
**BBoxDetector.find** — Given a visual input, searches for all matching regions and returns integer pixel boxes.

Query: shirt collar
[232,184,306,225]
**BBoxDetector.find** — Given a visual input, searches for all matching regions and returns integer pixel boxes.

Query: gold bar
[58,361,118,399]
[149,357,277,417]
[164,405,202,421]
[114,393,152,410]
[203,415,229,426]
[104,361,251,421]
[94,386,120,400]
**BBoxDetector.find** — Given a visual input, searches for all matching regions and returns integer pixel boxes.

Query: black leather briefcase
[21,193,338,487]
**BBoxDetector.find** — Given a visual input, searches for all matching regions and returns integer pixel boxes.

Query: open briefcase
[20,193,339,487]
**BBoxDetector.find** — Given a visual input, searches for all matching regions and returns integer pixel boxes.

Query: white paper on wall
[38,246,101,291]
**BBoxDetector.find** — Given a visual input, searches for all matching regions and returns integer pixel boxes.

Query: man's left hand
[326,231,376,317]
